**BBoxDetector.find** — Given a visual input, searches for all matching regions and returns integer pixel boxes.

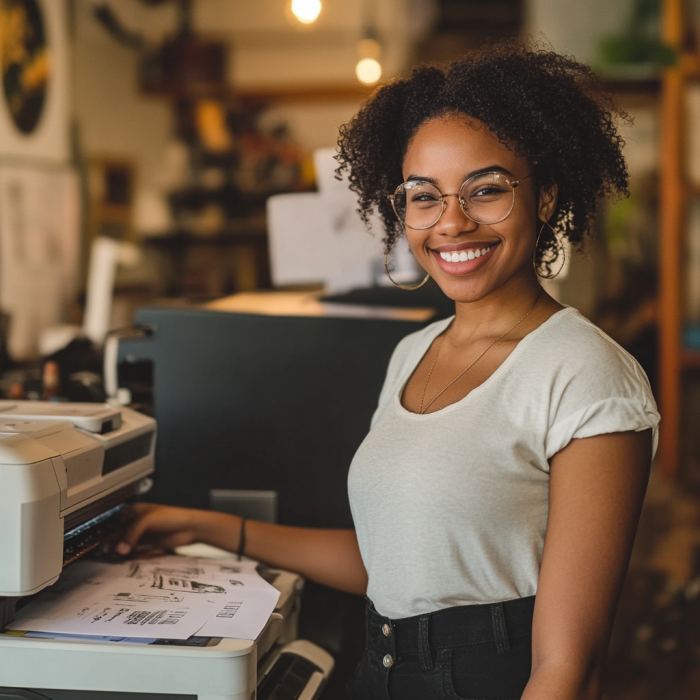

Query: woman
[116,43,659,700]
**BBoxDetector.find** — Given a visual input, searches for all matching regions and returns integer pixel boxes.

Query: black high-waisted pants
[346,596,535,700]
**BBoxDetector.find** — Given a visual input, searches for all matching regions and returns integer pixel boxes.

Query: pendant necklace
[419,289,544,414]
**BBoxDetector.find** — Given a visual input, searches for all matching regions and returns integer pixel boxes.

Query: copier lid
[0,402,121,433]
[0,419,73,439]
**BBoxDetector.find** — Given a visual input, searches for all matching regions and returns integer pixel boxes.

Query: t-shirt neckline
[394,306,573,419]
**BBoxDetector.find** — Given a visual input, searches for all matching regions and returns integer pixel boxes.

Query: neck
[450,268,544,342]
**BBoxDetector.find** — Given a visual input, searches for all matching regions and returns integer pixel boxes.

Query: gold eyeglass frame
[388,172,532,230]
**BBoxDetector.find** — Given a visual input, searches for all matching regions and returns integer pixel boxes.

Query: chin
[431,275,496,304]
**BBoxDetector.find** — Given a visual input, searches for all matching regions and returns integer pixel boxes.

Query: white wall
[71,3,173,195]
[524,0,631,65]
[71,0,435,190]
[195,0,435,89]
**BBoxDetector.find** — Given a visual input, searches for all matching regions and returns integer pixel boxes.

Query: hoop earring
[534,220,566,280]
[384,250,430,290]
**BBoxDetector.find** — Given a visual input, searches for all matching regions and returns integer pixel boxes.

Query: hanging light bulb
[290,0,322,25]
[356,57,382,85]
[356,32,382,86]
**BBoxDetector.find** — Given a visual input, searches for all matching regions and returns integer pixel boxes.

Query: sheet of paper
[9,576,216,640]
[113,557,281,640]
[18,631,158,645]
[9,556,280,641]
[197,586,281,640]
[91,556,270,591]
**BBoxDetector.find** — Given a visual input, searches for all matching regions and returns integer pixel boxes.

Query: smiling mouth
[429,241,500,275]
[436,243,497,263]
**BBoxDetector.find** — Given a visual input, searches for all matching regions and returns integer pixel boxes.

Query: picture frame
[0,0,70,163]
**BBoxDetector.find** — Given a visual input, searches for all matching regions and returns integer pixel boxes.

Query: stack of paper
[8,555,280,642]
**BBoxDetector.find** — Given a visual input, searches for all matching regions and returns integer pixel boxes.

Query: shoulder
[533,308,659,458]
[535,308,648,385]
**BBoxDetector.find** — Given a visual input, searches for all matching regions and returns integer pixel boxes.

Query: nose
[435,193,478,236]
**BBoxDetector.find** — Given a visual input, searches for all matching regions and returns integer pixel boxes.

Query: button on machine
[383,654,394,668]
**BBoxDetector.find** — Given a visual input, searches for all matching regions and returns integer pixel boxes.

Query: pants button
[383,654,394,668]
[382,623,392,637]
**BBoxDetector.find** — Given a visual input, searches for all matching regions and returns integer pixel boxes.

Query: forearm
[521,661,602,700]
[193,510,368,595]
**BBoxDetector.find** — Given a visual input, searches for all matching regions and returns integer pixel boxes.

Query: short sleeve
[545,396,659,460]
[543,316,660,460]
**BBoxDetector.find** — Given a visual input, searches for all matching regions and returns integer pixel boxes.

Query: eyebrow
[405,165,516,184]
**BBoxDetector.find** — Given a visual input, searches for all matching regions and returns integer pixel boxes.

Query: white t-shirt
[347,307,660,620]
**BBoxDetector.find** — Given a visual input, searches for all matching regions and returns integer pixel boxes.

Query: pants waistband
[367,596,535,656]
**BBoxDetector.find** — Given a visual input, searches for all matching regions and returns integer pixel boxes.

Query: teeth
[439,245,493,262]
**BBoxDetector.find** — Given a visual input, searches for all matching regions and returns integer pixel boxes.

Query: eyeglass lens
[393,172,516,229]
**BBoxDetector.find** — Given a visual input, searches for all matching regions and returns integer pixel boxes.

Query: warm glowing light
[356,57,382,85]
[291,0,322,24]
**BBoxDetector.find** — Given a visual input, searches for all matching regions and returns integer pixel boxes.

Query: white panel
[267,148,421,293]
[0,164,80,359]
[267,191,327,286]
[0,457,62,596]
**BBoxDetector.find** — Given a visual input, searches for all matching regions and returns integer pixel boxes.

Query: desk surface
[204,291,435,322]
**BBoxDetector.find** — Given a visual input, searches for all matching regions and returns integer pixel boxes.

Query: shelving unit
[658,0,697,479]
[143,219,269,297]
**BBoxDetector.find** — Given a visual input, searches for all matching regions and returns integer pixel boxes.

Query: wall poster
[0,0,69,163]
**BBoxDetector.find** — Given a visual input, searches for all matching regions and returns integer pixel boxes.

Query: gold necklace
[419,289,543,414]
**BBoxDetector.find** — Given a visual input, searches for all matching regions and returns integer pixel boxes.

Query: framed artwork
[0,0,69,163]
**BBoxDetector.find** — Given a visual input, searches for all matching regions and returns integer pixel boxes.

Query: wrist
[190,509,223,543]
[193,510,243,552]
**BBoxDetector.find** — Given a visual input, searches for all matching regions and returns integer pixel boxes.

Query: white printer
[0,401,333,700]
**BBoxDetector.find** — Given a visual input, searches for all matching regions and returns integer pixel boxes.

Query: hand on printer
[115,503,206,556]
[115,504,369,596]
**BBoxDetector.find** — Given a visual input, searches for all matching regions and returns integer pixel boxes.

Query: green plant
[598,0,675,68]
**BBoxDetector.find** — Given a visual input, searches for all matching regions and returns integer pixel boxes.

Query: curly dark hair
[335,40,630,269]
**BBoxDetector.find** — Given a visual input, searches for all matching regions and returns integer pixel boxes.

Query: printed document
[9,556,280,641]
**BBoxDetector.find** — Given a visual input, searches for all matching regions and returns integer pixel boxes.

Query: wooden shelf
[142,83,374,104]
[602,77,662,96]
[658,0,691,479]
[143,229,267,246]
[680,52,700,79]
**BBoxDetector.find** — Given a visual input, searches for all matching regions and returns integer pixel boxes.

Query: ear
[537,183,558,223]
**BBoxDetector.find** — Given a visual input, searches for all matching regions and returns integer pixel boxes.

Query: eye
[472,185,506,197]
[410,191,440,202]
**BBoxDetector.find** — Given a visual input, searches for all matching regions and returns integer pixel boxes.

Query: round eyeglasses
[389,171,532,230]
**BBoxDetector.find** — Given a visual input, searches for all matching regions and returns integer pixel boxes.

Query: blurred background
[1,0,700,697]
